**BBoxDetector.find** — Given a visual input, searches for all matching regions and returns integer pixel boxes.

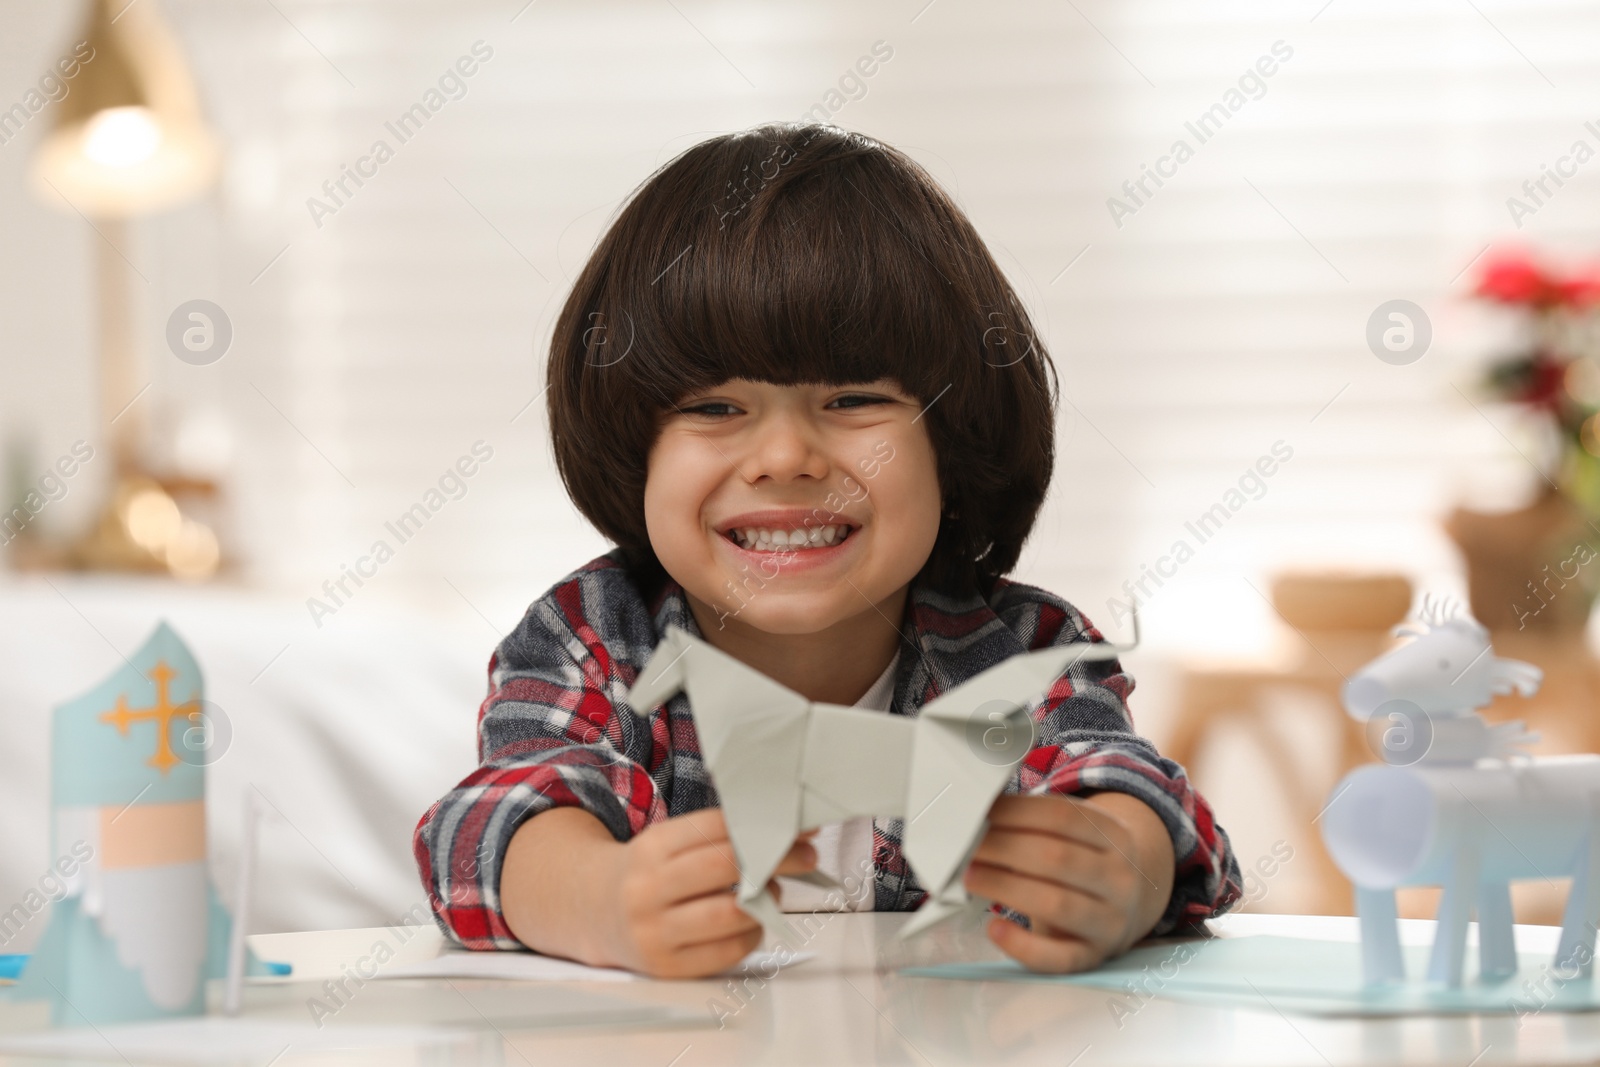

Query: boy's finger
[964,861,1116,949]
[660,835,817,907]
[660,808,731,854]
[648,809,736,868]
[987,795,1111,851]
[659,839,744,903]
[968,827,1108,899]
[659,888,761,948]
[986,916,1104,975]
[648,926,764,979]
[774,839,818,875]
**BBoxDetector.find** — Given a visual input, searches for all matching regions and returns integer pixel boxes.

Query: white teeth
[729,524,852,551]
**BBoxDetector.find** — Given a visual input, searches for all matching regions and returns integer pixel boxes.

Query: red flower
[1556,267,1600,307]
[1477,251,1553,305]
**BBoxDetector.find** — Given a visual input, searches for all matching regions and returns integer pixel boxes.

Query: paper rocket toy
[627,625,1125,943]
[13,622,266,1026]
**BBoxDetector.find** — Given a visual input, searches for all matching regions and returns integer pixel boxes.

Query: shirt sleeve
[412,601,668,949]
[1009,600,1243,937]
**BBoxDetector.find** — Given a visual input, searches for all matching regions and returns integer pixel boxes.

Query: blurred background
[1,0,1597,943]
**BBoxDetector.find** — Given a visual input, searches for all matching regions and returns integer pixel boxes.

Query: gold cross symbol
[99,661,199,774]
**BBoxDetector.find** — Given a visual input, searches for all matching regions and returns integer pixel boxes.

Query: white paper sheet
[378,946,814,983]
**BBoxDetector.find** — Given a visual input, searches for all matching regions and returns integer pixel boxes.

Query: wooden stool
[1168,573,1413,916]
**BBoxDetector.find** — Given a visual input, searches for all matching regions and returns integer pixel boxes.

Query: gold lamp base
[10,472,223,581]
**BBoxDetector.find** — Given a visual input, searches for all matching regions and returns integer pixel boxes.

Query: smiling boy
[414,123,1241,978]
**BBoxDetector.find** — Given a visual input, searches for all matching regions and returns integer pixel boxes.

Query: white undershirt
[775,650,901,914]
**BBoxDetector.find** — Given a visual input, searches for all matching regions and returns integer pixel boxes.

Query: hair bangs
[612,132,958,411]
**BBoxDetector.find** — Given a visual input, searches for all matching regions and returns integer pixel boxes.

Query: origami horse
[1321,598,1600,987]
[626,621,1133,942]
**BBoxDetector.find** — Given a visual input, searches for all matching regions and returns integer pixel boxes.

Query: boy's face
[645,377,942,635]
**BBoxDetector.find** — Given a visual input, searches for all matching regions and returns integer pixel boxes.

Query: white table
[3,912,1594,1065]
[124,912,1592,1066]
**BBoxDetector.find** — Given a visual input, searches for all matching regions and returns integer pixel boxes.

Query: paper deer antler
[625,615,1137,943]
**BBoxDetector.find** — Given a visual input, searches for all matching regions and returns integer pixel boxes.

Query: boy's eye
[680,394,889,417]
[680,401,740,417]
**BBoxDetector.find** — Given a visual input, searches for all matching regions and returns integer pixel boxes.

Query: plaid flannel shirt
[413,548,1242,948]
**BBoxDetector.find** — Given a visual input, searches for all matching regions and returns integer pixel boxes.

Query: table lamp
[24,0,225,579]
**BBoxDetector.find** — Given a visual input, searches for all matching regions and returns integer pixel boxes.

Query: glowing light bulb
[123,487,182,551]
[1567,358,1600,407]
[165,519,220,581]
[1582,413,1600,458]
[82,106,162,168]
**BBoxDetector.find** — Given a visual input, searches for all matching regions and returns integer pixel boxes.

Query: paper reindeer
[626,624,1130,943]
[1320,597,1600,988]
[14,622,266,1026]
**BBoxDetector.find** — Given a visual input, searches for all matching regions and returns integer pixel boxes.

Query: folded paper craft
[1321,596,1600,989]
[11,622,267,1026]
[625,623,1132,943]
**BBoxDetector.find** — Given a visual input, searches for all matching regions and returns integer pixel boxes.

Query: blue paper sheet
[0,956,288,983]
[900,934,1600,1017]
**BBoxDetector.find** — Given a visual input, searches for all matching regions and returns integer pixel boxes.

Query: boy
[414,123,1240,978]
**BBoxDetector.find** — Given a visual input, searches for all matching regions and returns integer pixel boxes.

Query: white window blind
[0,0,1585,647]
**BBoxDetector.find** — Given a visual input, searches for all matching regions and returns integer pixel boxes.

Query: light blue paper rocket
[12,622,267,1026]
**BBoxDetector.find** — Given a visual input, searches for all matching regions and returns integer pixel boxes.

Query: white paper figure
[626,622,1132,943]
[1319,597,1600,988]
[14,623,268,1026]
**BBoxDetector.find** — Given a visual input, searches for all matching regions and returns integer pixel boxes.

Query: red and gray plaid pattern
[413,549,1242,949]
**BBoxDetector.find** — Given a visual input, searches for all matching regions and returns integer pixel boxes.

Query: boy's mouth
[720,523,856,553]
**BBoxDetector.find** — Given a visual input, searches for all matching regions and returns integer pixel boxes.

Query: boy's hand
[602,808,817,979]
[962,793,1175,974]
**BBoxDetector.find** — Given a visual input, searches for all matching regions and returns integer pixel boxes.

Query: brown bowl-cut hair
[546,123,1059,601]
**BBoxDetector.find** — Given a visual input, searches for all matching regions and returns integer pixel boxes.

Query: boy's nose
[745,415,829,483]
